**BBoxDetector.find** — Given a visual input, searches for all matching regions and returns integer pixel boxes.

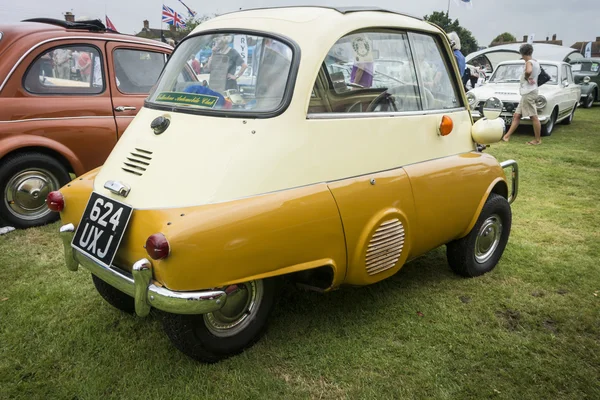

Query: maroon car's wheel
[0,152,70,228]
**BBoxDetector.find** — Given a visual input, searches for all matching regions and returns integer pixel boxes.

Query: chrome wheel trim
[204,280,263,338]
[475,214,503,264]
[4,168,59,221]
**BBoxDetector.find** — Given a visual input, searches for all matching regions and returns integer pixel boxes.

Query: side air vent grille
[365,219,405,276]
[122,148,153,176]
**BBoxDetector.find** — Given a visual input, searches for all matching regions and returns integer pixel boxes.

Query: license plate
[503,116,513,125]
[72,192,133,268]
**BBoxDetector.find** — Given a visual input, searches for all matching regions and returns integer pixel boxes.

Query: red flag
[105,15,118,32]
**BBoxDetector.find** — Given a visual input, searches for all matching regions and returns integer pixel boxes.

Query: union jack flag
[162,4,186,29]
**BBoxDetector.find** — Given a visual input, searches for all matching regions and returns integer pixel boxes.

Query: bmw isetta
[50,6,519,362]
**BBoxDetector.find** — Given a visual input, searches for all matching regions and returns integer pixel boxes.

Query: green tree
[491,32,517,46]
[179,14,215,36]
[423,11,478,55]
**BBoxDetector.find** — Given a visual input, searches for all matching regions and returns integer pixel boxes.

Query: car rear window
[147,32,296,116]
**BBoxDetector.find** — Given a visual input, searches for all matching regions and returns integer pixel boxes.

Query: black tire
[92,274,135,314]
[161,278,279,363]
[562,103,577,125]
[541,109,557,137]
[584,91,595,108]
[0,152,71,229]
[447,193,512,277]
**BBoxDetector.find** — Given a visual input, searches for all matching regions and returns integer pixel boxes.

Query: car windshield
[490,64,558,84]
[148,32,294,114]
[571,61,600,74]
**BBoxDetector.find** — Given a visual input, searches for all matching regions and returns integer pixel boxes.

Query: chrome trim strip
[0,116,114,124]
[307,107,466,120]
[60,225,227,316]
[131,150,479,210]
[500,160,519,204]
[0,36,171,93]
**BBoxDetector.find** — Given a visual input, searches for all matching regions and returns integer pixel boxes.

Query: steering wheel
[366,91,399,112]
[366,85,435,112]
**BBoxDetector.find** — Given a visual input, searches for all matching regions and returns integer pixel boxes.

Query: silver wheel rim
[204,280,263,337]
[4,168,59,221]
[475,214,503,264]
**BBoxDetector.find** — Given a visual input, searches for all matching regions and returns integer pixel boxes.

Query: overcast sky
[3,0,599,50]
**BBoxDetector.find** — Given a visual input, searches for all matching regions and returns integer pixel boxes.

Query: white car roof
[466,43,582,67]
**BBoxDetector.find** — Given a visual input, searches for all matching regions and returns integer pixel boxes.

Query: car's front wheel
[161,278,279,363]
[541,109,557,137]
[447,193,512,277]
[0,152,71,228]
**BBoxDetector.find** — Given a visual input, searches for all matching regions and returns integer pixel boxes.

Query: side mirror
[482,97,503,120]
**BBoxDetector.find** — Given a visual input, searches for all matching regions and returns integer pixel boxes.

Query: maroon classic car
[0,18,172,228]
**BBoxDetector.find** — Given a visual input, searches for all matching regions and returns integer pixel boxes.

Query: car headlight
[583,76,591,84]
[535,95,547,110]
[466,92,477,107]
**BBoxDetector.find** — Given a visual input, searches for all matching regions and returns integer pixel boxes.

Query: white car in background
[467,60,581,136]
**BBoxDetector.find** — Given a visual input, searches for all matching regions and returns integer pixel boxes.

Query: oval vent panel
[365,219,405,276]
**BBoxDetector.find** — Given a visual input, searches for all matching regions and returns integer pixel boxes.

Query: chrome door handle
[115,106,137,112]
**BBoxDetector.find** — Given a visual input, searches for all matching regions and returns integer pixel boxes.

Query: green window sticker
[591,63,599,73]
[156,92,219,108]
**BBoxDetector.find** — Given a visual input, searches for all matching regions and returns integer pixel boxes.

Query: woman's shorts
[516,91,538,118]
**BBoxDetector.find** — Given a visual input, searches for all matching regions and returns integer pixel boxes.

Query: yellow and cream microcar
[50,6,519,362]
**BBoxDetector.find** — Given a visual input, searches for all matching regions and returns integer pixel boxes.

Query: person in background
[188,55,201,74]
[206,37,248,90]
[502,44,542,145]
[447,32,466,82]
[78,51,92,82]
[53,48,71,79]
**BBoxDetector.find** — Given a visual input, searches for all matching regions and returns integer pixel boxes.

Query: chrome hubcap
[204,280,263,337]
[475,214,503,263]
[4,169,59,221]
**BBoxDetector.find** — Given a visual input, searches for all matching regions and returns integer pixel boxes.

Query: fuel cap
[150,116,170,135]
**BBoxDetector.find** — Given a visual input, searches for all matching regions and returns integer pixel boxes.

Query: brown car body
[0,20,172,227]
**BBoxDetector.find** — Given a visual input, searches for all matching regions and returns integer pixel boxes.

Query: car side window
[567,66,574,84]
[113,49,166,94]
[310,31,421,114]
[408,32,460,110]
[561,65,569,85]
[24,45,104,95]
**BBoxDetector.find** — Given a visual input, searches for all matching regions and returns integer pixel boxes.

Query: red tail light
[146,233,170,260]
[47,191,65,212]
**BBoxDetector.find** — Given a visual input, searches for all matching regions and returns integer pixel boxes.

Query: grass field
[1,109,599,399]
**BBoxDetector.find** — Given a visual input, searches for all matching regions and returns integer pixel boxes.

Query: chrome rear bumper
[500,160,519,204]
[60,224,227,317]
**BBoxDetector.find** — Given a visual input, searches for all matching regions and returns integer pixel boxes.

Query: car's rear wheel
[0,152,71,229]
[92,274,135,314]
[562,103,577,125]
[447,193,512,277]
[541,109,557,137]
[161,278,279,363]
